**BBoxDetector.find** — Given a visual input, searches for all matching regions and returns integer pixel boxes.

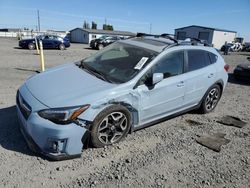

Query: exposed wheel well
[215,80,224,92]
[108,102,139,132]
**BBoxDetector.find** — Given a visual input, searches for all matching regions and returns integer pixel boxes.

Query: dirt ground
[0,38,249,188]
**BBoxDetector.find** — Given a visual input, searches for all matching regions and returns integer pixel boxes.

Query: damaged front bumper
[16,87,89,160]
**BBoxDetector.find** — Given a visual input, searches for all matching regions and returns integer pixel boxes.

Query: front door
[135,50,186,124]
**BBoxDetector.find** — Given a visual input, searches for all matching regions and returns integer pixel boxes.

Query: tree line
[83,21,114,31]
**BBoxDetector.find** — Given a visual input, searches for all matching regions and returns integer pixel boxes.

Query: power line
[37,10,40,32]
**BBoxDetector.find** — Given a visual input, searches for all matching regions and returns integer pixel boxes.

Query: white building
[69,28,135,44]
[175,25,237,49]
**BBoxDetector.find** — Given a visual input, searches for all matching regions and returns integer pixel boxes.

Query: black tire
[199,84,221,114]
[91,105,131,148]
[97,44,104,50]
[28,43,35,50]
[59,43,65,50]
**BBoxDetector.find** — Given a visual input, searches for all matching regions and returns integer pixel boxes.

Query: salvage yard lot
[0,37,249,187]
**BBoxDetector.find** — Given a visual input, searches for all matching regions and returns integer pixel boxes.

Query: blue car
[18,35,70,50]
[16,34,228,160]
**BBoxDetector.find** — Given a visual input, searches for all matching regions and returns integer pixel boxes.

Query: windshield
[79,42,158,83]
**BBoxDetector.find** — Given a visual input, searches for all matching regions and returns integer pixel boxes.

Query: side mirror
[152,73,164,85]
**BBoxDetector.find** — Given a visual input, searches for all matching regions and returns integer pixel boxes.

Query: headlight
[38,105,89,124]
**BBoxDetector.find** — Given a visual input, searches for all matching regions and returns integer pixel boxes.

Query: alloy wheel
[205,88,220,111]
[97,112,128,144]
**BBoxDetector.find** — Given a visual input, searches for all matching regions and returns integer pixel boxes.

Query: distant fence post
[34,37,40,55]
[39,40,45,72]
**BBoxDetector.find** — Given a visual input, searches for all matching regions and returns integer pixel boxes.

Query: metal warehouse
[69,28,135,44]
[175,25,237,49]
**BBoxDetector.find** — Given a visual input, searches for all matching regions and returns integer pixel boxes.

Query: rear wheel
[91,105,131,148]
[59,43,65,50]
[199,85,221,114]
[28,43,35,50]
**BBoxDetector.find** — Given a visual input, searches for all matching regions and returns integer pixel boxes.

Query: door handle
[177,81,184,87]
[208,73,214,78]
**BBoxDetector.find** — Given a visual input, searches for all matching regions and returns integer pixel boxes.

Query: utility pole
[149,23,152,34]
[37,10,40,32]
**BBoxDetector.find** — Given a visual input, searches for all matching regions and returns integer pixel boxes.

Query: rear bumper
[16,87,89,160]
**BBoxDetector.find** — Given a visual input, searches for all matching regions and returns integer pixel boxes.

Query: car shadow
[84,47,97,50]
[14,68,40,73]
[13,47,26,50]
[0,106,37,157]
[238,53,250,57]
[228,73,250,86]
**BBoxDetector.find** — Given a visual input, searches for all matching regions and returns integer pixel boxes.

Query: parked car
[16,34,228,160]
[19,35,70,50]
[234,57,250,81]
[221,42,243,52]
[90,36,121,50]
[242,42,250,52]
[220,43,234,52]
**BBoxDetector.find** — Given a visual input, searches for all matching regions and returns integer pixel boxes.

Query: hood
[237,63,250,70]
[25,63,116,107]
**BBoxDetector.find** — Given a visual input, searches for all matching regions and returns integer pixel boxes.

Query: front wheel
[28,43,35,50]
[199,85,221,114]
[59,43,65,50]
[91,105,131,148]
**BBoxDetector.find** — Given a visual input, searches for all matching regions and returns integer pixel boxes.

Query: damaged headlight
[38,105,90,124]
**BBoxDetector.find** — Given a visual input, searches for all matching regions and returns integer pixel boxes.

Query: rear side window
[208,52,218,64]
[187,50,211,72]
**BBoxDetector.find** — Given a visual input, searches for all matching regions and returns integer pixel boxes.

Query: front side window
[187,50,211,72]
[79,42,158,83]
[153,50,184,78]
[138,51,184,86]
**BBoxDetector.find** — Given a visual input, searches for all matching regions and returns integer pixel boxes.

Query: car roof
[121,37,174,52]
[121,36,216,53]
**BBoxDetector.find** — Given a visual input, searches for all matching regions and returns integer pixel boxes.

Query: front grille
[16,91,31,119]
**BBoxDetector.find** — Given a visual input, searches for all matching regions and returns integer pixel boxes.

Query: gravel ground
[0,38,249,188]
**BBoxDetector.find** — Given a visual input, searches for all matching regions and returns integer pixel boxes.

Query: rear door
[183,49,217,107]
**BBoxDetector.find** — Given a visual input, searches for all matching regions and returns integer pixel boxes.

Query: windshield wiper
[79,61,114,83]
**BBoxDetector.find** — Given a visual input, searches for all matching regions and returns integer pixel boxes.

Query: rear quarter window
[187,50,211,72]
[208,52,218,64]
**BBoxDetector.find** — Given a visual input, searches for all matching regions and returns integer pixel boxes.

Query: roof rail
[160,33,178,43]
[135,33,211,48]
[136,33,178,44]
[180,37,211,46]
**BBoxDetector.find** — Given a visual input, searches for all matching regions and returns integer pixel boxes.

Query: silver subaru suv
[16,33,229,160]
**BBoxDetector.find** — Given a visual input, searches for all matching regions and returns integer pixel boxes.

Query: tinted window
[153,51,184,78]
[208,52,218,64]
[187,50,211,71]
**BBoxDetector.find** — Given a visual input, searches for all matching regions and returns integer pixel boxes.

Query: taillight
[224,64,229,72]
